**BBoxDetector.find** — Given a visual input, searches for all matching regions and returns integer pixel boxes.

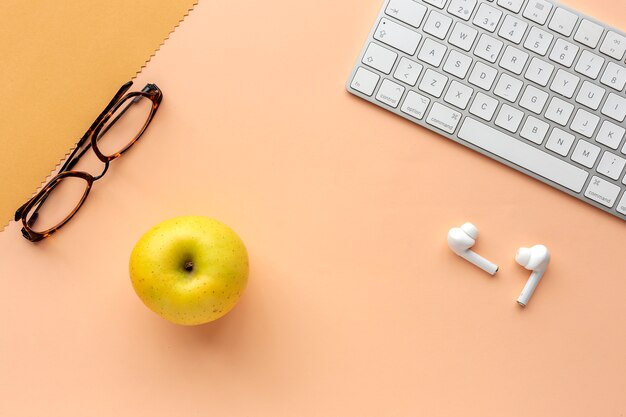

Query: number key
[600,62,626,91]
[575,50,605,79]
[524,27,553,56]
[473,3,502,32]
[498,15,528,44]
[549,39,579,67]
[448,0,477,21]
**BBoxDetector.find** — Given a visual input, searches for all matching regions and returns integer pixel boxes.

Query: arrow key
[393,57,423,87]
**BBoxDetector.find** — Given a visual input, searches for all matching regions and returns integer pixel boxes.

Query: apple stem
[184,261,194,273]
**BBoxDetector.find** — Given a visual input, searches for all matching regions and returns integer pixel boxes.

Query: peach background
[1,0,625,415]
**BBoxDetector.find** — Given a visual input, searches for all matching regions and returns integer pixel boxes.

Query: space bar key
[457,118,588,193]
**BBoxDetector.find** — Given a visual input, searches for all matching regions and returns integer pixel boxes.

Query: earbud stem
[517,270,544,307]
[461,250,499,275]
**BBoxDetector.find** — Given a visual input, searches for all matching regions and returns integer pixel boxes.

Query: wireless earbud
[447,222,498,275]
[515,244,550,307]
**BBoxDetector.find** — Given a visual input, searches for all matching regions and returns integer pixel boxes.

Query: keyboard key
[419,68,449,97]
[549,39,579,67]
[423,0,447,9]
[600,31,626,60]
[443,50,473,78]
[585,176,621,208]
[571,139,601,168]
[401,90,430,119]
[600,62,626,91]
[374,18,422,55]
[469,92,499,121]
[615,192,626,214]
[596,151,626,180]
[444,80,474,109]
[449,22,478,51]
[545,97,574,126]
[473,3,502,32]
[448,0,477,20]
[520,116,550,144]
[519,84,549,114]
[350,67,380,96]
[524,58,554,86]
[574,19,604,48]
[495,104,524,133]
[376,79,405,108]
[523,0,552,25]
[417,38,447,66]
[499,46,528,75]
[498,15,528,44]
[617,193,626,215]
[570,109,600,138]
[385,0,428,28]
[548,8,578,36]
[574,50,605,79]
[601,93,626,122]
[497,0,524,13]
[474,34,503,63]
[524,27,553,56]
[393,57,423,86]
[362,42,398,74]
[458,118,589,192]
[575,81,605,110]
[494,73,523,102]
[468,61,498,90]
[423,10,453,39]
[546,128,575,156]
[426,102,463,133]
[596,121,625,150]
[550,69,580,98]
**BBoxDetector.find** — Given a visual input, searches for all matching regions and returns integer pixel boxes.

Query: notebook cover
[0,0,197,230]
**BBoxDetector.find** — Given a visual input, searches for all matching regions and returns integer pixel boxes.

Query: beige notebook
[0,0,197,230]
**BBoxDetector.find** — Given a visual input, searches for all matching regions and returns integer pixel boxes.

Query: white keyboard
[347,0,626,221]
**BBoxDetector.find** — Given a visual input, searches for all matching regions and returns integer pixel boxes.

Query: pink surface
[1,0,625,415]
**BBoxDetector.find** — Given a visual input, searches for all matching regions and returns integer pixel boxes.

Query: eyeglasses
[15,81,163,242]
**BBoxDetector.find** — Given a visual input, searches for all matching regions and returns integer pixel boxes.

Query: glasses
[15,81,163,242]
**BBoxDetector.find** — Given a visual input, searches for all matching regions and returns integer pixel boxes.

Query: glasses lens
[25,176,89,233]
[96,95,154,157]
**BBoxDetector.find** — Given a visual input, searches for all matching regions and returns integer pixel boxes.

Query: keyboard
[347,0,626,221]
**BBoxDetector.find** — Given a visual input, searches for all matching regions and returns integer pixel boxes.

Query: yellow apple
[129,216,249,325]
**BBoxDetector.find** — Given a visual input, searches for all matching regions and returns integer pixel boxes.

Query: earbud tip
[460,222,478,240]
[515,247,531,267]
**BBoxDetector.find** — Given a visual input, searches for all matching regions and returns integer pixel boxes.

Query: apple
[129,216,249,325]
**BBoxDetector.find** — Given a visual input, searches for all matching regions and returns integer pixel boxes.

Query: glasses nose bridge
[92,160,110,181]
[63,140,109,179]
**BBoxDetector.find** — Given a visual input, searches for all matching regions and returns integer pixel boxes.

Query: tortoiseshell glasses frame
[15,81,163,242]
